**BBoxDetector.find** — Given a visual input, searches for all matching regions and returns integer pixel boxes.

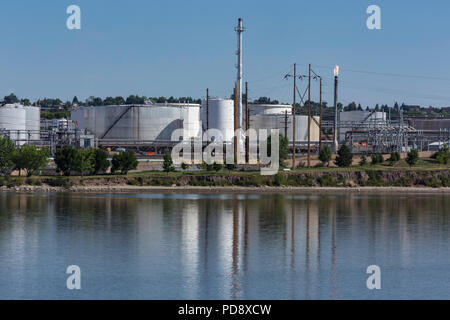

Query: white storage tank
[339,110,387,141]
[340,110,387,123]
[249,104,292,116]
[71,104,201,141]
[25,106,41,141]
[250,114,320,143]
[201,99,235,142]
[0,104,27,145]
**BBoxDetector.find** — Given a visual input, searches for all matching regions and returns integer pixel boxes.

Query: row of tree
[54,146,138,176]
[0,136,139,177]
[0,137,49,177]
[318,144,422,167]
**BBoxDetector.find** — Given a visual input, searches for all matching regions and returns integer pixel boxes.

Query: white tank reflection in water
[71,104,201,141]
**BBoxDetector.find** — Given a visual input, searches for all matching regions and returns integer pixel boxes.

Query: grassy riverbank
[2,162,450,190]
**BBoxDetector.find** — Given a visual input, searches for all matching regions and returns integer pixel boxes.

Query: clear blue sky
[1,0,450,108]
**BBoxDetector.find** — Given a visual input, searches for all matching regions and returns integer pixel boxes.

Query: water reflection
[0,192,449,299]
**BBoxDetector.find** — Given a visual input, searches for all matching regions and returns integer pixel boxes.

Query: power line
[314,65,450,81]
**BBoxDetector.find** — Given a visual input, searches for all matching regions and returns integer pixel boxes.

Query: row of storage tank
[0,104,40,144]
[70,99,321,143]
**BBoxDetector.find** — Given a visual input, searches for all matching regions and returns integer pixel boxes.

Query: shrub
[435,144,450,165]
[225,164,237,171]
[181,162,189,170]
[406,149,419,166]
[112,150,138,174]
[161,153,175,173]
[359,155,367,166]
[25,177,42,186]
[334,145,353,167]
[212,162,223,172]
[319,145,332,167]
[388,152,401,163]
[48,177,72,188]
[273,173,287,186]
[317,175,338,187]
[371,153,384,165]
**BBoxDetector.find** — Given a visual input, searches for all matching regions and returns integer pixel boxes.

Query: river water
[0,192,448,300]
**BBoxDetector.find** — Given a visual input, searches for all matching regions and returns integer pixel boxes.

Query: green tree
[388,152,401,164]
[435,144,450,165]
[74,148,95,177]
[334,145,353,167]
[406,149,419,166]
[162,153,175,172]
[54,146,79,176]
[12,145,49,177]
[93,148,110,174]
[319,145,332,167]
[0,137,16,176]
[4,93,19,104]
[112,150,138,174]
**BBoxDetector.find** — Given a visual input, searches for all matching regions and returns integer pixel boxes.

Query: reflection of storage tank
[25,106,41,141]
[71,104,201,141]
[201,99,235,142]
[0,104,27,145]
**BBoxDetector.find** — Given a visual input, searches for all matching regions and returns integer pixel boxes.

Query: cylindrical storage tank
[201,99,235,142]
[25,106,41,141]
[0,104,27,145]
[340,110,387,123]
[71,104,201,141]
[339,111,387,141]
[289,115,320,142]
[249,114,320,143]
[249,104,292,116]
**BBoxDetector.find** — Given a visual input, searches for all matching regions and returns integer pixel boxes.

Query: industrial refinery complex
[1,18,450,162]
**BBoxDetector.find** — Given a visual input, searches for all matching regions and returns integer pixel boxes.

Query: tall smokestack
[235,18,245,137]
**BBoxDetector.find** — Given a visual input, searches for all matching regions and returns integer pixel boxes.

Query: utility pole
[284,110,288,138]
[307,64,311,168]
[334,65,339,152]
[292,63,297,170]
[234,82,238,165]
[319,77,322,150]
[206,88,209,132]
[245,82,249,164]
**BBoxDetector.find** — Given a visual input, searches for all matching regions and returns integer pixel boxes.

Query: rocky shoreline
[2,184,450,194]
